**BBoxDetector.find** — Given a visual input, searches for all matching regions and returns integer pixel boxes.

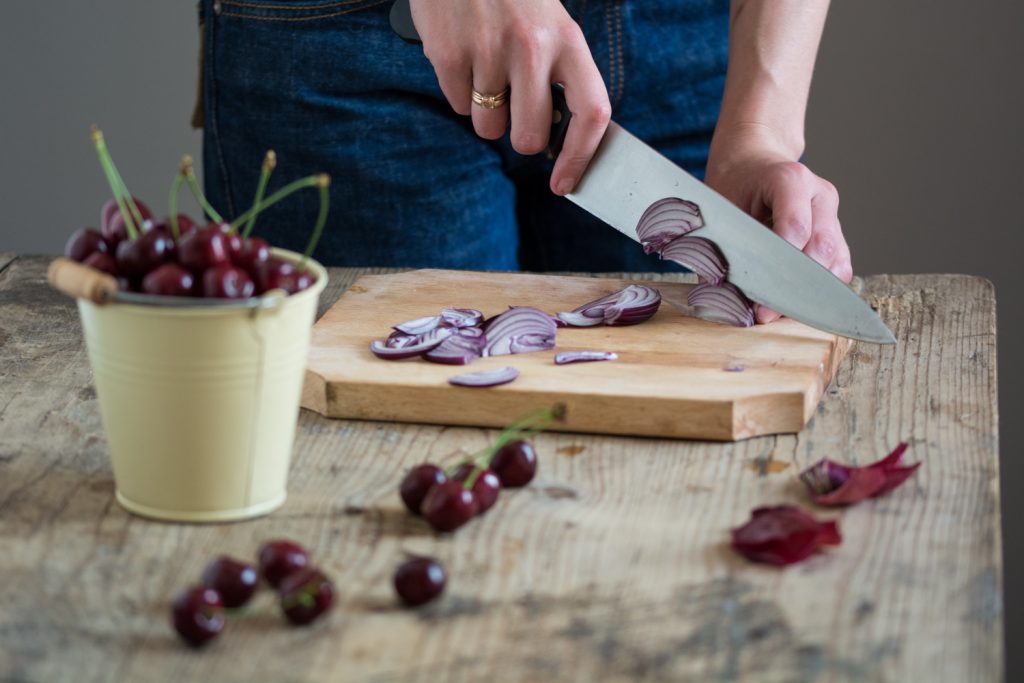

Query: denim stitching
[206,6,237,219]
[603,1,616,103]
[222,0,374,10]
[613,0,624,104]
[220,0,387,21]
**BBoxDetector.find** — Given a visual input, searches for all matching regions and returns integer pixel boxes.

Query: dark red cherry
[394,557,446,607]
[400,464,447,515]
[151,214,198,240]
[452,463,501,514]
[421,480,477,532]
[143,263,195,297]
[234,237,271,274]
[178,225,230,273]
[212,223,243,262]
[100,198,119,236]
[490,440,537,487]
[65,228,107,262]
[201,556,259,608]
[115,226,175,280]
[202,265,255,299]
[102,197,152,249]
[258,539,309,588]
[83,251,118,277]
[278,567,335,626]
[171,586,224,647]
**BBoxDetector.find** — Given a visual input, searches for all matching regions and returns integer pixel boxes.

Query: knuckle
[556,19,585,45]
[510,21,550,54]
[580,98,612,128]
[778,217,811,244]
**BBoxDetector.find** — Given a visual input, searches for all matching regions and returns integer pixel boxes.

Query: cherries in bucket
[65,127,329,298]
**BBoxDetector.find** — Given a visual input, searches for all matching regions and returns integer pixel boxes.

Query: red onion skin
[731,505,841,566]
[799,443,918,506]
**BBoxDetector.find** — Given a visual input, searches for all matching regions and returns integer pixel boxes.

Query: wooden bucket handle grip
[47,257,119,304]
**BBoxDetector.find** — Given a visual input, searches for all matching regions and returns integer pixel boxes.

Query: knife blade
[565,121,896,343]
[388,0,895,343]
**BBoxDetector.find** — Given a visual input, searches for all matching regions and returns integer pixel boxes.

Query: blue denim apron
[198,0,729,270]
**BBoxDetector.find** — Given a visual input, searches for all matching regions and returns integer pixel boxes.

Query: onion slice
[370,327,454,359]
[440,307,483,328]
[448,366,519,387]
[557,285,662,327]
[393,315,441,336]
[659,236,727,285]
[688,282,755,327]
[484,307,557,357]
[554,351,618,365]
[423,327,486,365]
[635,197,704,254]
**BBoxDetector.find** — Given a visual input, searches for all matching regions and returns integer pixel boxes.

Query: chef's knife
[390,0,895,344]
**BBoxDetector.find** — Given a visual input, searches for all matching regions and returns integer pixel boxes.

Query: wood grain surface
[303,269,850,441]
[0,255,1003,683]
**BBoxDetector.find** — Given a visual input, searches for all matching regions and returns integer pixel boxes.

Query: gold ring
[471,86,510,109]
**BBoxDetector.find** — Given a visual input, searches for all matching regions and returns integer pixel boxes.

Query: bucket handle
[48,257,118,304]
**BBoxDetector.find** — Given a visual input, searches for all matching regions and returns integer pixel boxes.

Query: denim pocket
[213,0,389,22]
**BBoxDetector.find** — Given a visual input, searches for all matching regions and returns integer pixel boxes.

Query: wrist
[707,121,803,179]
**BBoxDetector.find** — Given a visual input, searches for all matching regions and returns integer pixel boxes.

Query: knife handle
[390,0,572,159]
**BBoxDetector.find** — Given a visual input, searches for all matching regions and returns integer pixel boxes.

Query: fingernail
[556,178,576,196]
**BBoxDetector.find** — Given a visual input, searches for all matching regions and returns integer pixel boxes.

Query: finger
[509,54,552,155]
[831,229,854,283]
[765,164,815,251]
[471,63,510,141]
[435,59,474,116]
[755,304,781,325]
[549,38,611,195]
[803,182,841,269]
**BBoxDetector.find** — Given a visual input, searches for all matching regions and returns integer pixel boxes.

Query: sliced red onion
[556,285,661,328]
[659,236,727,285]
[385,330,421,349]
[440,307,483,328]
[483,307,557,357]
[554,351,618,365]
[688,282,755,327]
[394,314,442,336]
[635,197,704,255]
[370,327,454,360]
[424,327,487,365]
[448,366,519,387]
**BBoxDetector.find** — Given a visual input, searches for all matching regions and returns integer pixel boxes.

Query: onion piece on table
[635,197,704,255]
[394,315,442,336]
[484,307,557,357]
[557,285,662,328]
[440,307,483,328]
[423,327,486,365]
[448,366,519,388]
[554,351,618,365]
[687,282,755,327]
[370,327,454,360]
[731,505,842,566]
[659,236,727,286]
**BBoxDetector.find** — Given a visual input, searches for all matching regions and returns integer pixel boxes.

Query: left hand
[705,125,852,324]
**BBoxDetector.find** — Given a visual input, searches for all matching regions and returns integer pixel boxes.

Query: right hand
[409,0,611,196]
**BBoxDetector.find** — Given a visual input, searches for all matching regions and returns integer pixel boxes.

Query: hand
[705,125,852,324]
[409,0,611,195]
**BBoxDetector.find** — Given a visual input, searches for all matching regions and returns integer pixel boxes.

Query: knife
[389,0,895,344]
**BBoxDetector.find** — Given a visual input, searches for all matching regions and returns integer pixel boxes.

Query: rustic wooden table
[0,253,1003,683]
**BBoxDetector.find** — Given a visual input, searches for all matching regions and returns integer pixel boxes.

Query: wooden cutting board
[301,269,850,441]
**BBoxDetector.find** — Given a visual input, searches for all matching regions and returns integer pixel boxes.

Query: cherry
[255,257,314,295]
[178,224,230,273]
[102,197,152,249]
[115,226,175,280]
[421,480,477,532]
[117,277,134,292]
[100,198,119,236]
[64,228,107,263]
[258,539,309,588]
[490,440,538,487]
[278,567,335,626]
[170,586,225,647]
[213,223,243,262]
[201,556,259,608]
[452,463,501,514]
[143,263,194,297]
[394,557,446,607]
[233,237,271,275]
[152,214,198,240]
[83,251,118,277]
[400,464,447,515]
[202,265,255,299]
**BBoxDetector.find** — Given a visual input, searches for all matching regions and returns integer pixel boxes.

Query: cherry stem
[227,174,322,233]
[181,155,225,224]
[90,126,139,240]
[299,175,330,270]
[457,403,567,490]
[242,151,277,239]
[168,159,187,241]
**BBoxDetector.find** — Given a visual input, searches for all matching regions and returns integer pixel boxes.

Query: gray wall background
[1,1,1020,676]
